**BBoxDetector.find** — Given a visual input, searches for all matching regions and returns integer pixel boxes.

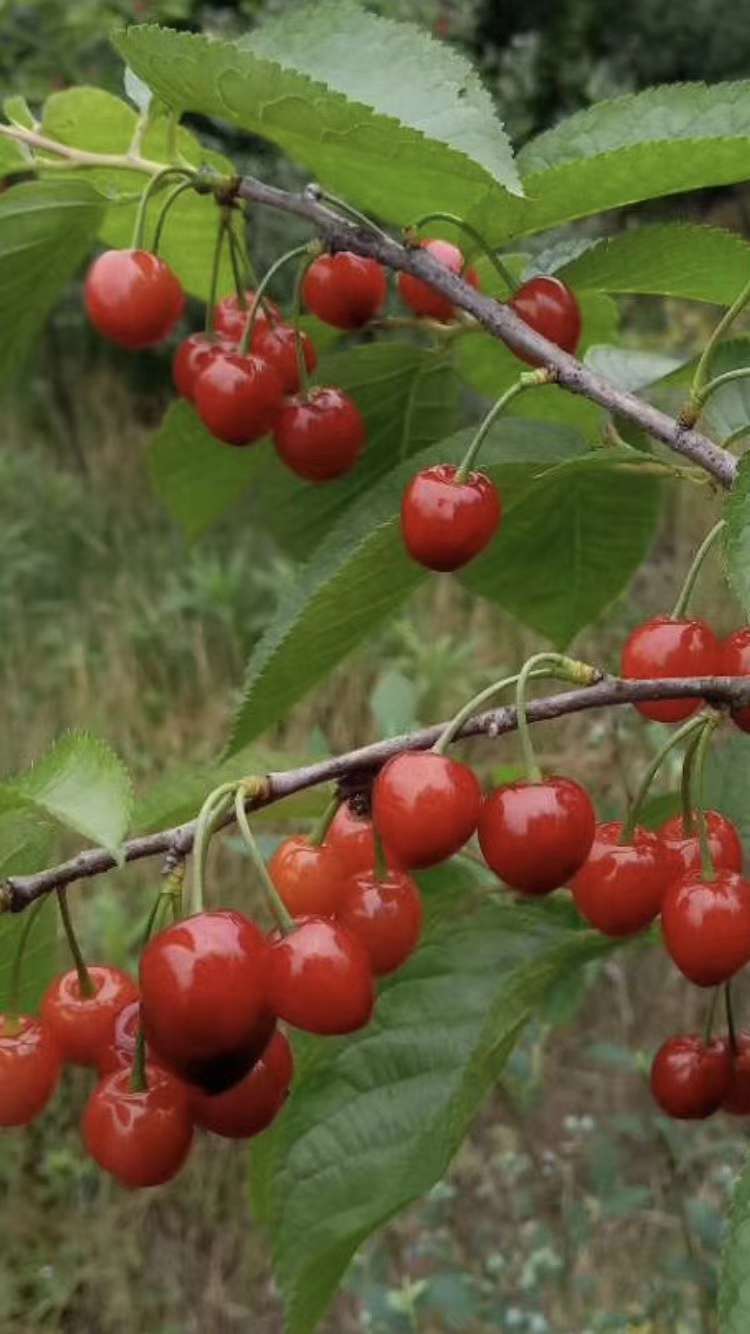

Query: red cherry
[173,332,234,402]
[479,777,595,895]
[508,276,582,366]
[267,918,374,1035]
[327,803,377,877]
[85,249,185,349]
[194,350,284,446]
[252,322,317,394]
[723,1034,750,1114]
[372,751,481,869]
[214,291,278,342]
[401,464,501,572]
[41,966,138,1068]
[660,811,743,883]
[650,1033,731,1119]
[722,628,750,732]
[83,1065,193,1188]
[337,869,423,975]
[661,869,750,986]
[190,1029,293,1139]
[571,822,666,936]
[0,1015,61,1126]
[620,616,720,723]
[139,911,273,1092]
[398,239,479,322]
[303,252,388,329]
[274,387,366,483]
[269,834,348,918]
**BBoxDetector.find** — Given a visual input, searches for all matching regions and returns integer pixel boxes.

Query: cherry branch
[3,673,749,914]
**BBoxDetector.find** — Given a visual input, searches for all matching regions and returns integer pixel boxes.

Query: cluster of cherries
[622,614,750,732]
[83,233,582,566]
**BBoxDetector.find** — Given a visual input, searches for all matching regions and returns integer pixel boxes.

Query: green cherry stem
[190,781,237,916]
[56,888,95,999]
[131,1028,149,1093]
[411,211,518,295]
[151,178,196,255]
[619,714,708,845]
[679,727,703,836]
[432,667,551,755]
[204,212,229,337]
[704,987,720,1044]
[515,653,602,784]
[692,274,750,400]
[454,371,551,483]
[725,979,738,1056]
[691,713,722,881]
[7,897,47,1023]
[292,252,317,397]
[309,792,340,847]
[233,786,295,935]
[693,366,750,409]
[238,242,314,357]
[669,519,726,619]
[131,165,193,251]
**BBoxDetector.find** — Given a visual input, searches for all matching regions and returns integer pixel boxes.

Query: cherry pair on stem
[651,986,750,1120]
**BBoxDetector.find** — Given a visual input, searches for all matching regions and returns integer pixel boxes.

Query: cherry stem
[190,782,237,916]
[204,212,229,337]
[725,979,738,1056]
[704,987,720,1044]
[233,786,295,935]
[680,728,703,836]
[131,165,193,251]
[432,667,551,754]
[620,714,707,845]
[411,211,518,296]
[7,897,46,1020]
[669,519,726,619]
[307,183,391,242]
[310,792,340,847]
[151,178,196,256]
[373,827,389,884]
[56,888,95,999]
[292,252,316,397]
[515,653,601,784]
[131,1027,148,1094]
[691,714,722,881]
[238,242,312,357]
[691,274,750,401]
[693,366,750,409]
[455,371,551,482]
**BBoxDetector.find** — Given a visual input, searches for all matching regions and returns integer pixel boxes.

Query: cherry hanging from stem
[238,242,316,357]
[56,887,95,999]
[233,784,295,934]
[455,370,552,483]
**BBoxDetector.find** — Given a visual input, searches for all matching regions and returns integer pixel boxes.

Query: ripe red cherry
[722,628,750,732]
[398,239,479,321]
[661,869,750,986]
[508,276,582,366]
[267,918,374,1035]
[190,1029,293,1139]
[337,869,423,975]
[139,911,273,1092]
[83,1065,193,1188]
[274,387,366,483]
[650,1033,731,1119]
[620,616,720,723]
[372,751,481,869]
[41,966,138,1068]
[85,249,185,349]
[660,811,743,883]
[303,252,388,329]
[214,291,278,342]
[571,822,666,936]
[723,1034,750,1114]
[269,835,347,918]
[327,802,377,876]
[252,322,317,394]
[479,777,595,895]
[401,464,501,572]
[173,332,234,402]
[0,1015,61,1126]
[194,350,284,446]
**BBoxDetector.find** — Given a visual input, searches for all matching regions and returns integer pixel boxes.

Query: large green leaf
[725,454,750,618]
[114,3,521,225]
[41,87,238,301]
[719,1151,750,1334]
[0,178,105,389]
[0,815,56,1014]
[556,224,750,305]
[251,878,616,1334]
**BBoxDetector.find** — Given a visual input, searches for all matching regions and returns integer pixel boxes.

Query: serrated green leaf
[719,1151,750,1333]
[0,179,105,390]
[724,453,750,615]
[41,87,238,301]
[114,4,522,225]
[0,815,56,1014]
[250,888,616,1333]
[556,224,750,305]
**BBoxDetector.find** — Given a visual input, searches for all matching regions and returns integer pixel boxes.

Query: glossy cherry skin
[723,1034,750,1114]
[303,252,388,329]
[372,751,482,869]
[267,917,374,1035]
[213,290,278,342]
[327,803,378,876]
[479,778,595,896]
[41,966,138,1068]
[620,616,720,723]
[269,835,348,918]
[398,239,479,322]
[660,811,743,884]
[252,322,317,395]
[274,387,366,483]
[570,822,667,936]
[337,869,423,975]
[508,276,582,366]
[139,911,274,1092]
[83,1065,193,1188]
[173,332,234,402]
[402,464,501,572]
[0,1015,61,1126]
[95,999,166,1077]
[85,249,185,349]
[661,869,750,986]
[190,1029,293,1139]
[722,628,750,732]
[194,350,284,446]
[650,1034,731,1119]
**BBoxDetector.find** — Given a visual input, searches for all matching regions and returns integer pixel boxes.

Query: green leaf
[0,732,133,857]
[41,87,238,301]
[724,453,750,615]
[0,815,56,1014]
[149,400,262,540]
[689,338,750,445]
[0,179,105,390]
[719,1151,750,1333]
[584,345,686,394]
[3,95,35,130]
[705,733,750,854]
[556,224,750,305]
[114,4,522,224]
[251,886,616,1333]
